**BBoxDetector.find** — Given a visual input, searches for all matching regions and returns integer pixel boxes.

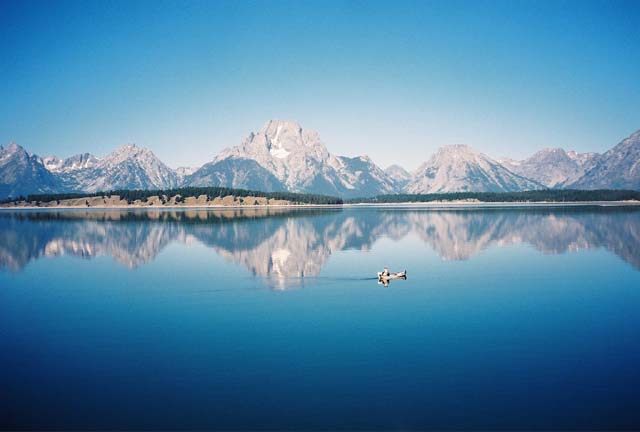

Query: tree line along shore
[1,187,640,208]
[347,189,640,203]
[0,187,344,208]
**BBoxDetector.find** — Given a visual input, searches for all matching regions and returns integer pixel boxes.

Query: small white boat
[377,270,407,280]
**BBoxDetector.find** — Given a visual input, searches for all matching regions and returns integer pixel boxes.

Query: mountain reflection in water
[1,207,639,287]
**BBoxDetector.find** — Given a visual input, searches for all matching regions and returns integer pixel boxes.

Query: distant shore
[5,188,640,210]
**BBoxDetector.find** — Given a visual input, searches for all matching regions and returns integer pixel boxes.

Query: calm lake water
[1,206,640,430]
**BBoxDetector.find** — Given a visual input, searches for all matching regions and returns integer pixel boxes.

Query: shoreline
[2,200,639,210]
[346,200,640,208]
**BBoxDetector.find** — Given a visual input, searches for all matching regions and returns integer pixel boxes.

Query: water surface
[1,206,640,429]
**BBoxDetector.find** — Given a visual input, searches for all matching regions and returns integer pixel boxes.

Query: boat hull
[377,271,407,280]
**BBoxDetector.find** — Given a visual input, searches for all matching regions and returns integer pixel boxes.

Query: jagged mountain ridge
[500,148,599,188]
[0,143,62,198]
[64,144,180,192]
[568,130,640,190]
[1,124,640,199]
[37,144,179,194]
[41,153,99,173]
[406,145,543,193]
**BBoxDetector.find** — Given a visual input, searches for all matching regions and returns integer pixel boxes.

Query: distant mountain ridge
[0,142,62,198]
[1,122,639,199]
[406,145,542,193]
[500,148,599,188]
[385,165,411,189]
[67,144,179,192]
[569,130,640,190]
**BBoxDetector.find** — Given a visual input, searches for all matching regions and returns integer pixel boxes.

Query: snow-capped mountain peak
[268,124,291,159]
[42,153,99,173]
[190,120,395,197]
[262,120,304,159]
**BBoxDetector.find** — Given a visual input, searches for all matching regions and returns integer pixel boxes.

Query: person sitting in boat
[381,267,390,277]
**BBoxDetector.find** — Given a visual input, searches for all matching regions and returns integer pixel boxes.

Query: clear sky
[1,0,639,170]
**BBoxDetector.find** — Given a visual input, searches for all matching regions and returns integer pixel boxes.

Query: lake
[1,206,640,429]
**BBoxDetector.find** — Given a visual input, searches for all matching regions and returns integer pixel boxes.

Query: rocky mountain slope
[174,166,200,183]
[41,153,99,173]
[405,145,542,193]
[45,144,180,193]
[0,143,62,198]
[385,164,412,189]
[500,148,598,188]
[568,130,640,190]
[187,157,286,191]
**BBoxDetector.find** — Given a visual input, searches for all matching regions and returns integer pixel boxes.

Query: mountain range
[1,121,639,199]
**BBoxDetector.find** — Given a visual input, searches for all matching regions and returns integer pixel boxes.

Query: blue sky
[1,0,639,169]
